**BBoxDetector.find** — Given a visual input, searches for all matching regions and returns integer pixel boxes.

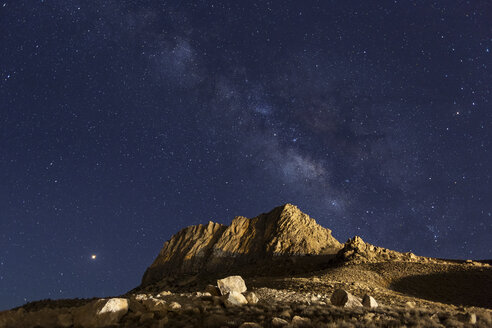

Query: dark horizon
[1,1,491,311]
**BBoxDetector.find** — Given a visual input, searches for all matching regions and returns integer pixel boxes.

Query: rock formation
[337,236,423,264]
[142,204,342,286]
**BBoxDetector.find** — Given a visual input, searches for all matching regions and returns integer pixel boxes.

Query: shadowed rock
[362,294,378,308]
[330,289,362,308]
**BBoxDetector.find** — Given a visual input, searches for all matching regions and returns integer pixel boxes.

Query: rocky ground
[1,259,491,328]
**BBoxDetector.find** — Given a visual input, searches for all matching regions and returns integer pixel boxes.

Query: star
[91,254,97,260]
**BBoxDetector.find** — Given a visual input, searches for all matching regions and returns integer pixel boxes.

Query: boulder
[458,312,477,324]
[217,275,247,295]
[168,302,182,311]
[74,298,128,328]
[141,297,167,312]
[362,294,378,309]
[134,294,149,301]
[291,315,312,327]
[330,289,362,308]
[245,291,259,304]
[272,317,289,327]
[222,291,248,307]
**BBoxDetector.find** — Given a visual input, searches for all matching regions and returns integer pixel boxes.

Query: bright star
[91,254,96,260]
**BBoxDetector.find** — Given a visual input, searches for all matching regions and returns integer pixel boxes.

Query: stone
[223,291,248,307]
[362,294,378,308]
[363,313,376,321]
[157,290,172,297]
[405,301,416,308]
[337,235,426,264]
[135,294,149,301]
[458,312,477,324]
[168,301,182,311]
[279,309,292,318]
[272,317,289,327]
[74,298,129,328]
[245,291,259,304]
[291,315,312,327]
[205,284,221,296]
[217,275,247,295]
[142,297,167,312]
[430,313,440,322]
[330,289,362,308]
[239,322,263,328]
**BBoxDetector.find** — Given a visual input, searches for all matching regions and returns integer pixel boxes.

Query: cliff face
[142,204,342,286]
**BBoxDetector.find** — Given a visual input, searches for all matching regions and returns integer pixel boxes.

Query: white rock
[135,294,149,301]
[74,298,129,328]
[362,294,378,309]
[157,290,172,297]
[223,291,248,307]
[168,301,182,311]
[217,275,247,295]
[272,317,289,327]
[245,291,259,304]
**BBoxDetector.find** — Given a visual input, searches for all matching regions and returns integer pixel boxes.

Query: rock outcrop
[142,204,342,286]
[337,236,423,264]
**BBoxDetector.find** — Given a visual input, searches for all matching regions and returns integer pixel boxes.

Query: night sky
[1,1,491,311]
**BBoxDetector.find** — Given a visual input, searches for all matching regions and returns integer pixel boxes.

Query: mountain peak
[141,204,342,286]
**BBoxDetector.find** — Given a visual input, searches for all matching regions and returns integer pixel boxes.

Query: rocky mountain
[2,203,491,327]
[142,204,342,286]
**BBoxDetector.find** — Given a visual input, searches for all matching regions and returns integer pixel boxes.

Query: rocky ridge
[142,204,342,286]
[336,236,422,264]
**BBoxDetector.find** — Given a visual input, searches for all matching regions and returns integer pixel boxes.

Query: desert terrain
[1,204,491,327]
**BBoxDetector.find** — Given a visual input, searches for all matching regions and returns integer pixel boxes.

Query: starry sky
[0,0,491,311]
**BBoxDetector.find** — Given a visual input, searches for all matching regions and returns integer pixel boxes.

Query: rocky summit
[142,204,342,286]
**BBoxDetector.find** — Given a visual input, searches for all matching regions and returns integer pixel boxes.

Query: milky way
[0,1,490,310]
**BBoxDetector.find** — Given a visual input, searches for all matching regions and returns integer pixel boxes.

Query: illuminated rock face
[141,204,342,286]
[336,236,426,264]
